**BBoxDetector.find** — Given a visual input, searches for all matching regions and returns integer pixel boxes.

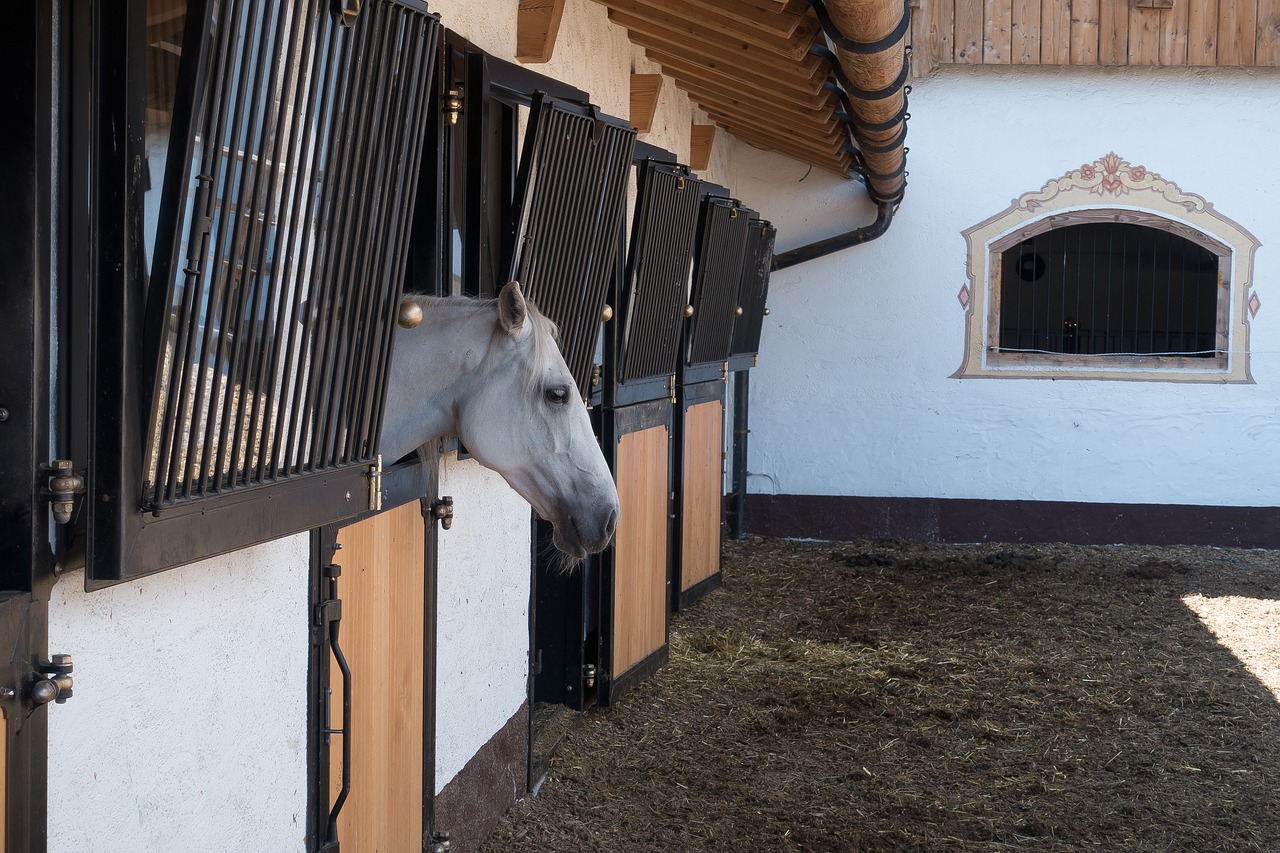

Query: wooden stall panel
[612,425,670,677]
[332,501,426,850]
[681,399,724,592]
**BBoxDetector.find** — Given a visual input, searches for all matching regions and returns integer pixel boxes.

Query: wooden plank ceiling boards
[587,0,910,204]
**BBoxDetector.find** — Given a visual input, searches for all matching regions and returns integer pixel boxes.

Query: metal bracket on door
[316,559,352,850]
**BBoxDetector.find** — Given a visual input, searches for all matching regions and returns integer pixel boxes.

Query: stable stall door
[607,423,671,701]
[680,398,725,599]
[330,501,427,850]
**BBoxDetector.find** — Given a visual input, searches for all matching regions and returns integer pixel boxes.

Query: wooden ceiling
[527,0,911,198]
[593,0,854,174]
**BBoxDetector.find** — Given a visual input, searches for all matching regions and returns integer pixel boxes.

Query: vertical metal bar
[238,0,318,484]
[215,1,300,490]
[188,0,266,497]
[163,0,246,502]
[272,0,342,478]
[728,370,749,540]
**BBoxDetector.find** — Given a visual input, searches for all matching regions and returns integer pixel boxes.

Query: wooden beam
[641,0,811,37]
[1070,0,1100,64]
[1098,0,1129,65]
[1012,0,1042,64]
[955,1,984,62]
[597,0,818,60]
[690,124,716,171]
[637,42,827,98]
[1129,3,1162,64]
[1187,0,1219,65]
[1218,0,1257,64]
[1159,0,1190,65]
[656,61,836,118]
[630,73,663,134]
[1040,0,1072,64]
[984,0,1013,63]
[609,10,824,78]
[516,0,566,64]
[1258,0,1280,65]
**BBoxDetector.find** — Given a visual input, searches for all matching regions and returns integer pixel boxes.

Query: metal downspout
[773,0,911,271]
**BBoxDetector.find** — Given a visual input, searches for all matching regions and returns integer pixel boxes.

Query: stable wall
[47,536,311,853]
[737,66,1280,544]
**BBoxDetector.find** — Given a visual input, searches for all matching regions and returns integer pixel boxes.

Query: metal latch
[582,664,597,689]
[430,831,451,853]
[444,87,463,125]
[31,654,74,706]
[369,454,383,513]
[430,496,454,530]
[43,460,85,525]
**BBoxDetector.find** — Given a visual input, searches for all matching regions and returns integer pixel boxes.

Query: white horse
[380,281,620,558]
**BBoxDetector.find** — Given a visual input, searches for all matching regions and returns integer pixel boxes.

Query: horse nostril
[606,507,619,539]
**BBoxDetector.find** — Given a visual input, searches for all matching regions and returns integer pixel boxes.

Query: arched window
[955,155,1259,383]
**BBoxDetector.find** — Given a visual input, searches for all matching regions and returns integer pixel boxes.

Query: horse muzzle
[552,501,619,558]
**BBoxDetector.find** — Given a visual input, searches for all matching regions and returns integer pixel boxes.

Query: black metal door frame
[308,446,442,852]
[0,4,63,849]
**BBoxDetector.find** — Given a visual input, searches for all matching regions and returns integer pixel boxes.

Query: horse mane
[403,292,562,394]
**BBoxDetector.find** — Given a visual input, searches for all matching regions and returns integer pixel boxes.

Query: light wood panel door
[681,399,724,592]
[612,424,670,677]
[331,500,426,851]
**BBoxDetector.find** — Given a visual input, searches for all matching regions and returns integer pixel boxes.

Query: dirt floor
[483,537,1280,852]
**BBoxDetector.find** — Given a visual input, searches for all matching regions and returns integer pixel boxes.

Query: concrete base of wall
[434,702,528,853]
[745,495,1280,549]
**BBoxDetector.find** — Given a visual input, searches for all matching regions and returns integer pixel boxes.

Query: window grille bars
[687,197,753,368]
[618,160,703,385]
[509,94,637,398]
[729,218,777,362]
[143,0,438,510]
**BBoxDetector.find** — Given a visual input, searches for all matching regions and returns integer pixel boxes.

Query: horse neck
[381,298,497,461]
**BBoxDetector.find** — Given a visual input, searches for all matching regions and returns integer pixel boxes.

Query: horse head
[457,282,619,557]
[382,282,619,558]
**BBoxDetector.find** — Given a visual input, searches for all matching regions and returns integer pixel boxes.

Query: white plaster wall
[47,535,311,853]
[736,66,1280,508]
[434,455,533,793]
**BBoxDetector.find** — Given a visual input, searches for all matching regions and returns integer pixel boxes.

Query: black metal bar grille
[687,198,752,367]
[143,0,438,510]
[509,94,637,397]
[619,160,703,384]
[730,219,777,359]
[997,221,1221,358]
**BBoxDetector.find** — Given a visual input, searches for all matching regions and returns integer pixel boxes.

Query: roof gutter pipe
[773,0,910,270]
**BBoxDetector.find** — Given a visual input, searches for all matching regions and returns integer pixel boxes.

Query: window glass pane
[144,0,187,273]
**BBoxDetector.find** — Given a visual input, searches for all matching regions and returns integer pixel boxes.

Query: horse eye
[545,386,569,406]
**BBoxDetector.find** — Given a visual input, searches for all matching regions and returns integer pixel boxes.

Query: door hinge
[430,496,454,530]
[42,460,86,525]
[369,454,383,512]
[30,654,74,706]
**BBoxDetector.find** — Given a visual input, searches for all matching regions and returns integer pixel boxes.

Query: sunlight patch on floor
[1182,593,1280,702]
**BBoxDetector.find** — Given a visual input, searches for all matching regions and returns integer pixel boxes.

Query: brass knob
[683,305,694,318]
[398,299,423,329]
[734,306,744,316]
[601,304,613,322]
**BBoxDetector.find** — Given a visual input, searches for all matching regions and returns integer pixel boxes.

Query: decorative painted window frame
[953,154,1261,383]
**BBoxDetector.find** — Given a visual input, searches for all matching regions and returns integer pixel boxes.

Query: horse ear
[497,280,528,336]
